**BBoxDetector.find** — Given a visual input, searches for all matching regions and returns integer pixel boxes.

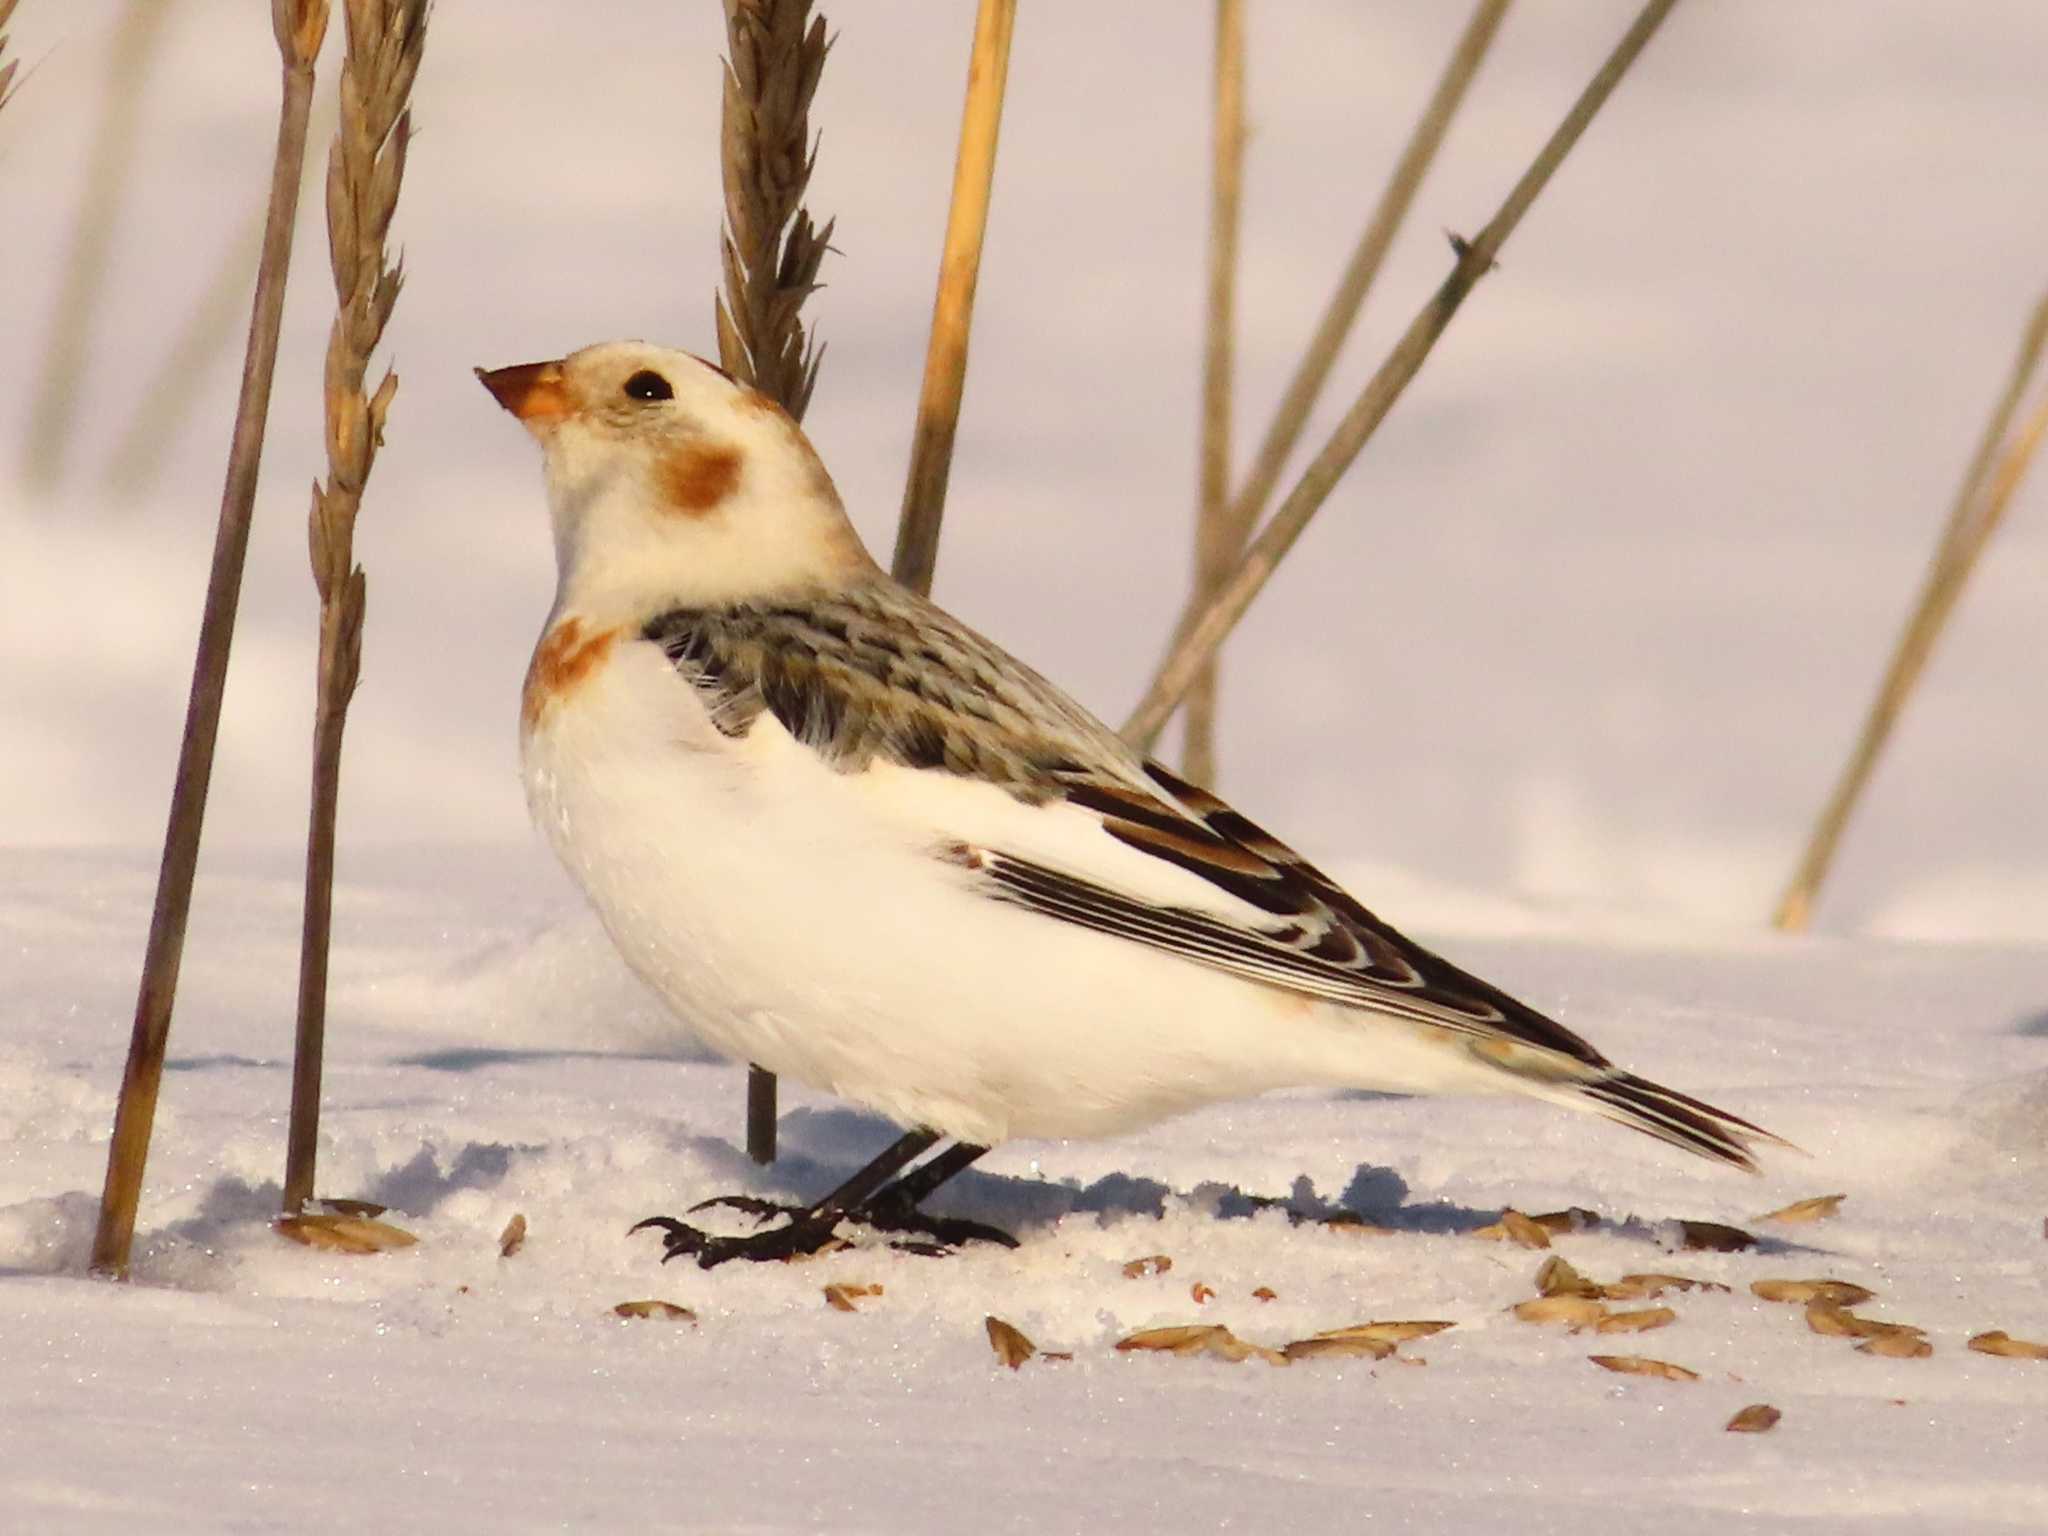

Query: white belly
[521,635,1494,1145]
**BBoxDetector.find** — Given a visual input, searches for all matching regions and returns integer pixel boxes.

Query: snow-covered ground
[4,3,2047,1531]
[6,847,2047,1532]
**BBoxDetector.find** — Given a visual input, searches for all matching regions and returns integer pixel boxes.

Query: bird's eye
[624,370,674,402]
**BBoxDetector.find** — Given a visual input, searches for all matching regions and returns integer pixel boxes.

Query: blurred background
[2,0,2044,939]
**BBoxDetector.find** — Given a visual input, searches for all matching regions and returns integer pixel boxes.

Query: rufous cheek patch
[523,617,620,730]
[659,441,744,515]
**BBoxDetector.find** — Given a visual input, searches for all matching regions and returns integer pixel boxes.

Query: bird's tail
[1567,1069,1787,1172]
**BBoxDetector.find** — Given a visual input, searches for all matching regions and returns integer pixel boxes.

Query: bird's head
[478,340,873,613]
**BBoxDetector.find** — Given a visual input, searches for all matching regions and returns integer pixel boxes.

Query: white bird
[478,340,1781,1266]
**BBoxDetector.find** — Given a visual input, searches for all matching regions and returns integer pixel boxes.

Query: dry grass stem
[1230,0,1510,531]
[1181,0,1247,787]
[1773,289,2048,930]
[91,0,332,1279]
[888,0,1018,596]
[286,0,430,1215]
[23,0,175,489]
[717,0,838,1164]
[1122,0,1681,748]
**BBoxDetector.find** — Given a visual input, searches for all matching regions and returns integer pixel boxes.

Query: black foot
[630,1212,846,1269]
[858,1190,1020,1250]
[631,1194,1019,1267]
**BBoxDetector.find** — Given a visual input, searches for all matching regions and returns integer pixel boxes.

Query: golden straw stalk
[286,0,430,1214]
[889,0,1018,596]
[93,0,332,1279]
[1773,291,2048,931]
[716,0,837,1163]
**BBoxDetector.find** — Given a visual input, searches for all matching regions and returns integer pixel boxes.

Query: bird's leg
[853,1141,1018,1251]
[633,1128,940,1267]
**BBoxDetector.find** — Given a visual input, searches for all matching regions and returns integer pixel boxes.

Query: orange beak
[476,360,573,430]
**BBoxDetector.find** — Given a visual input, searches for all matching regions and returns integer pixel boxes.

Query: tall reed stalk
[1181,0,1246,789]
[714,0,836,1164]
[1773,291,2048,931]
[889,0,1018,596]
[284,0,430,1216]
[1123,0,1681,749]
[92,0,331,1279]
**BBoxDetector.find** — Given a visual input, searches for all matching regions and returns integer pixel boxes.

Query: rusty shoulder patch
[659,441,744,515]
[523,617,619,730]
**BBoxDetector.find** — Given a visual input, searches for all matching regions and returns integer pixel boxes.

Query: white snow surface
[6,847,2048,1533]
[5,2,2048,1532]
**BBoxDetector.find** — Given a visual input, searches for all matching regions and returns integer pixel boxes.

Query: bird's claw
[685,1193,804,1223]
[630,1212,846,1269]
[631,1195,1018,1267]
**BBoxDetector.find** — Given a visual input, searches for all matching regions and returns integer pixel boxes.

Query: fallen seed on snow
[320,1198,388,1218]
[613,1299,696,1322]
[1759,1193,1846,1224]
[1512,1296,1608,1330]
[1588,1354,1698,1382]
[1725,1403,1782,1433]
[1191,1282,1216,1305]
[823,1283,884,1313]
[985,1315,1036,1369]
[275,1213,417,1255]
[1528,1207,1603,1235]
[1672,1220,1757,1253]
[1115,1324,1288,1367]
[1252,1287,1278,1302]
[1596,1307,1677,1334]
[1602,1273,1721,1301]
[1856,1331,1933,1359]
[1806,1304,1921,1341]
[1282,1335,1393,1362]
[1968,1330,2048,1360]
[1121,1254,1172,1279]
[1751,1278,1875,1307]
[1536,1256,1601,1298]
[498,1213,527,1258]
[1307,1321,1454,1348]
[1320,1215,1398,1237]
[1473,1209,1551,1249]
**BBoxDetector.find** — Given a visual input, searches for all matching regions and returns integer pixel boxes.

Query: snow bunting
[478,340,1781,1265]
